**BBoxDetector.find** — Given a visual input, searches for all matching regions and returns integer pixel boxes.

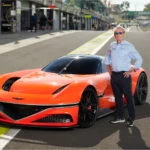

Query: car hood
[9,71,91,95]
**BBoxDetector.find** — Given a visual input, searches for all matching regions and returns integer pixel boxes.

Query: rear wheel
[78,87,98,128]
[134,72,148,105]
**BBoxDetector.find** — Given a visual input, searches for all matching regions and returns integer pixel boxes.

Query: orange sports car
[0,55,148,128]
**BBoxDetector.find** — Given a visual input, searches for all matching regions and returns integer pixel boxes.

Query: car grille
[0,102,49,120]
[33,114,73,123]
[0,102,74,123]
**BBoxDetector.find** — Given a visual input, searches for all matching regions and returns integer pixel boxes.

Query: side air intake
[2,77,20,91]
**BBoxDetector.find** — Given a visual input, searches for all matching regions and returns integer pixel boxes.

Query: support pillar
[79,16,82,30]
[32,4,36,15]
[44,9,47,17]
[16,0,21,32]
[67,13,69,30]
[85,18,88,30]
[0,0,1,34]
[53,10,59,31]
[60,12,63,30]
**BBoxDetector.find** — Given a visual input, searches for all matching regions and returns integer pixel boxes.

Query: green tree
[64,0,75,7]
[112,4,121,14]
[65,0,70,3]
[144,3,150,11]
[120,1,130,12]
[70,0,75,7]
[63,0,106,12]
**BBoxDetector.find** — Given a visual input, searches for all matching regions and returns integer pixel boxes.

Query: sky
[110,0,150,11]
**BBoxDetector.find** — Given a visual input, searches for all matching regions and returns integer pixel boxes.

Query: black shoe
[127,117,134,127]
[110,118,125,124]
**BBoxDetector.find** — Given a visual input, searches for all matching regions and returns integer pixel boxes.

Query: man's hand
[129,66,136,73]
[124,71,131,78]
[124,67,135,78]
[107,65,112,76]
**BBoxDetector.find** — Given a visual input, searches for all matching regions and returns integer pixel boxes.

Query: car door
[98,58,116,108]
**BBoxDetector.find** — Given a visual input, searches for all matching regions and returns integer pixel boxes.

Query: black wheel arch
[78,86,99,128]
[134,71,148,105]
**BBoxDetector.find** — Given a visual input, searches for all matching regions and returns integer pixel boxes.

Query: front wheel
[78,87,98,128]
[134,72,148,105]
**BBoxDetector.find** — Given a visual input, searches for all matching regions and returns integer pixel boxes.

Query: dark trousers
[111,72,135,120]
[31,23,37,32]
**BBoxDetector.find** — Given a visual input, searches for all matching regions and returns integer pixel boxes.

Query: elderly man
[105,26,142,127]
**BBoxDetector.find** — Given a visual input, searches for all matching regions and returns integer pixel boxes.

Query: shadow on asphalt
[0,31,54,45]
[2,102,149,149]
[118,126,149,149]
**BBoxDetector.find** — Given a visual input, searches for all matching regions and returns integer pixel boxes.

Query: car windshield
[42,57,101,75]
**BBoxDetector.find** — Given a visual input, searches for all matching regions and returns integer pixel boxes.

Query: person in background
[31,13,37,32]
[40,14,47,31]
[47,17,54,31]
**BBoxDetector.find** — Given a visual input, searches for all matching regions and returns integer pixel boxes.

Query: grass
[0,127,9,137]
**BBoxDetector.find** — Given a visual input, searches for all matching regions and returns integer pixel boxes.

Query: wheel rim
[137,73,148,103]
[79,90,98,125]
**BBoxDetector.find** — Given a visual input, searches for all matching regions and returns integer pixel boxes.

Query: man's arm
[106,65,112,75]
[105,46,112,75]
[128,44,143,70]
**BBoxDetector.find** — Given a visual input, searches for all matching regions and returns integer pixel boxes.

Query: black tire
[78,87,98,128]
[134,72,148,105]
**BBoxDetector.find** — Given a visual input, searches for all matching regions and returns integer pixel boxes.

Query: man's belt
[112,71,126,75]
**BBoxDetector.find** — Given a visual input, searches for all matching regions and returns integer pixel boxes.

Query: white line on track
[0,129,21,150]
[91,34,113,55]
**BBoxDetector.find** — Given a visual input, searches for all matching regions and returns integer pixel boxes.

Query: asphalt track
[1,27,150,149]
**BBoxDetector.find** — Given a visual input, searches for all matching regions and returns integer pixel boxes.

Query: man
[105,26,142,127]
[40,14,47,31]
[31,13,37,32]
[47,17,54,31]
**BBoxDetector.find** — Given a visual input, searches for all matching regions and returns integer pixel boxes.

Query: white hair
[114,26,126,33]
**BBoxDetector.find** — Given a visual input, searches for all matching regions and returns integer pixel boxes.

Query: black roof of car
[59,54,104,60]
[42,54,105,75]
